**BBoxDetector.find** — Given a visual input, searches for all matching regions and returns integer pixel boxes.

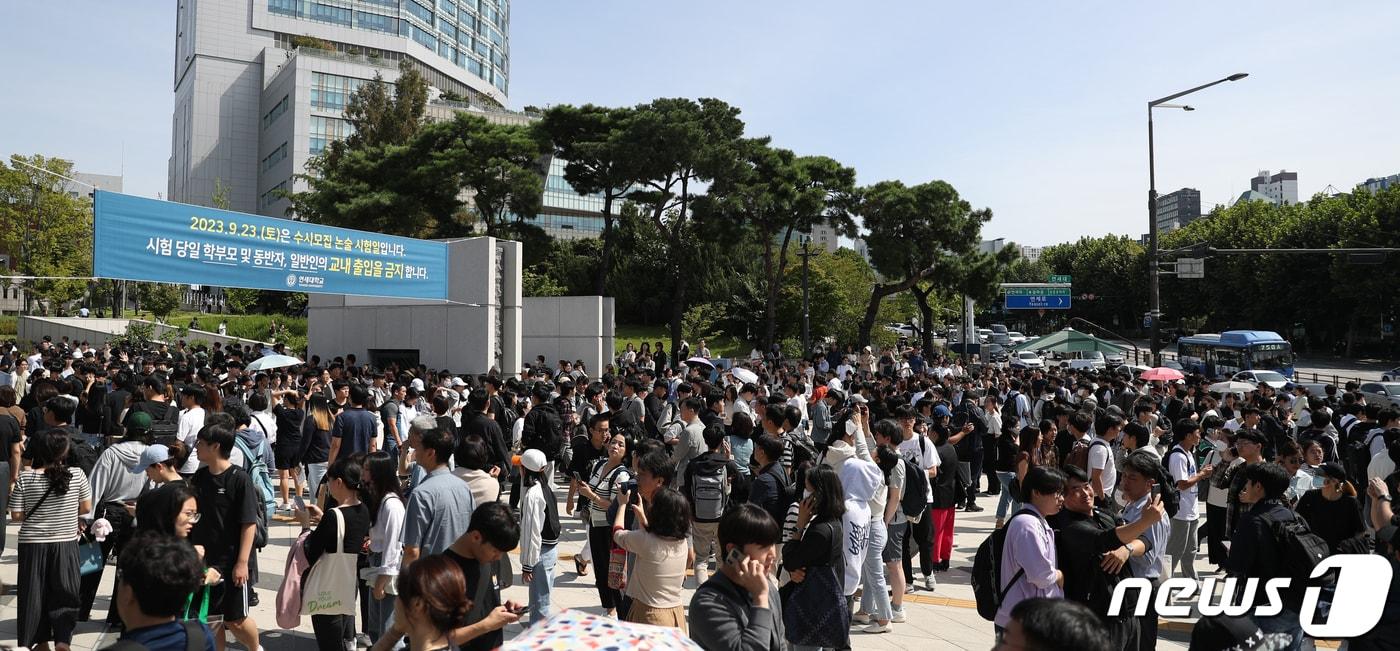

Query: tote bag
[779,521,849,648]
[301,508,359,617]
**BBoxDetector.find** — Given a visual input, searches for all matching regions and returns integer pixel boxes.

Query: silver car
[1360,382,1400,409]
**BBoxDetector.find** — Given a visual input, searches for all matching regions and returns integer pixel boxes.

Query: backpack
[689,461,728,523]
[901,436,932,520]
[972,509,1038,621]
[522,406,564,463]
[1261,509,1333,588]
[233,436,276,548]
[105,621,209,651]
[148,401,180,438]
[1344,424,1380,485]
[65,434,99,478]
[1063,437,1092,472]
[1000,392,1022,432]
[788,433,818,471]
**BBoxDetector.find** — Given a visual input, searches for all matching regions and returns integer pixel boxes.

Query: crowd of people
[3,332,1400,651]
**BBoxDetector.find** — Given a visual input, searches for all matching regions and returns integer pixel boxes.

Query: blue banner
[93,191,449,300]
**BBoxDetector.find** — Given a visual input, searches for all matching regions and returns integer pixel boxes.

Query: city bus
[1176,330,1295,379]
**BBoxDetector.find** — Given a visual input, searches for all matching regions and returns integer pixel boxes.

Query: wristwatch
[1380,494,1393,503]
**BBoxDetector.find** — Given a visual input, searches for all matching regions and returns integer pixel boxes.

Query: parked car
[977,328,993,343]
[884,322,917,338]
[1231,370,1290,390]
[1105,352,1125,367]
[985,344,1009,363]
[1383,367,1400,382]
[1360,382,1400,409]
[1010,351,1045,370]
[1007,331,1028,345]
[991,324,1009,335]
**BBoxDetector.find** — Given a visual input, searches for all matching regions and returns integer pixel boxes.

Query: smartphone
[1150,484,1161,500]
[725,547,744,567]
[293,495,306,512]
[508,604,528,615]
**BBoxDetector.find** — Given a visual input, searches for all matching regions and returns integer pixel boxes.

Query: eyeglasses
[181,510,202,523]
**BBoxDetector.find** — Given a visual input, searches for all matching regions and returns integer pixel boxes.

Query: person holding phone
[689,504,785,651]
[781,464,849,651]
[611,485,692,630]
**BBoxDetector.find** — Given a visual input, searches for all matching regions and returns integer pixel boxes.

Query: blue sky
[3,2,1398,246]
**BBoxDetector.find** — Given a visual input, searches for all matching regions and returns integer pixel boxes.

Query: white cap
[521,449,548,472]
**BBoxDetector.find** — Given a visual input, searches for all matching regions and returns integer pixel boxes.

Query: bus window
[1250,343,1293,372]
[1215,348,1243,376]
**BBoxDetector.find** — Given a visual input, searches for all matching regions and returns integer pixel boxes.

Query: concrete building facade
[1249,169,1299,205]
[1156,187,1202,234]
[1362,173,1400,194]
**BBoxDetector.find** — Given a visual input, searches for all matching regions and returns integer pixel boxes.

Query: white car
[1231,370,1289,389]
[1060,351,1106,370]
[1105,352,1125,367]
[1010,351,1044,369]
[1007,331,1028,345]
[1383,367,1400,382]
[1360,382,1400,409]
[884,322,917,338]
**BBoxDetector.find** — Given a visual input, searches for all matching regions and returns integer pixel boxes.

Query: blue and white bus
[1176,330,1295,379]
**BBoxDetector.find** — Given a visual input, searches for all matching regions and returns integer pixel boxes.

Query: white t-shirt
[898,434,940,504]
[1167,445,1199,521]
[1369,450,1395,483]
[178,406,206,475]
[1087,436,1116,499]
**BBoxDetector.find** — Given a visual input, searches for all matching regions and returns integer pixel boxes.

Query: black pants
[312,613,355,651]
[18,540,80,647]
[1138,576,1160,651]
[1205,503,1229,567]
[967,448,984,504]
[79,503,132,622]
[588,525,624,610]
[903,505,934,581]
[0,462,9,554]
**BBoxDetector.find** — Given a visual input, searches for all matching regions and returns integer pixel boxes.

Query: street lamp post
[1147,73,1247,366]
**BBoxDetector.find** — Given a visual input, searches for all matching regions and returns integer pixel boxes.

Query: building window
[408,23,437,49]
[438,18,456,40]
[309,2,351,25]
[354,10,396,33]
[309,116,353,154]
[261,141,289,172]
[260,180,289,210]
[406,0,434,24]
[268,0,300,17]
[262,94,289,129]
[311,72,365,111]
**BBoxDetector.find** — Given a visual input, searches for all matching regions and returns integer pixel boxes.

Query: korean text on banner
[92,191,449,301]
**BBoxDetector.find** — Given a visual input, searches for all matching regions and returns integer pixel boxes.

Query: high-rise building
[1155,187,1201,234]
[1361,173,1400,194]
[1249,169,1298,205]
[170,0,511,215]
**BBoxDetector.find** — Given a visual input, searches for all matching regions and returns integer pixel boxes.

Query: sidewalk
[0,492,1193,650]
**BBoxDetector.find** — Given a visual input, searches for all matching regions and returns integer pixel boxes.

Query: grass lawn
[0,315,14,337]
[615,324,749,360]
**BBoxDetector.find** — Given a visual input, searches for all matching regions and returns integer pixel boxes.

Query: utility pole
[797,236,821,359]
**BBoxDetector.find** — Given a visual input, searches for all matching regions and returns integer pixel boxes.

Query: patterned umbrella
[504,610,704,650]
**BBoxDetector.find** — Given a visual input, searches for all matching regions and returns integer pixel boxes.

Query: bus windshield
[1250,343,1293,372]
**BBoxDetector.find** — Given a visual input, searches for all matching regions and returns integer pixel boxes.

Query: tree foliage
[137,283,182,318]
[0,155,93,313]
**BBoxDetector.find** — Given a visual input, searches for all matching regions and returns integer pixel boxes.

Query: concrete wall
[307,237,523,374]
[522,296,615,377]
[17,317,269,349]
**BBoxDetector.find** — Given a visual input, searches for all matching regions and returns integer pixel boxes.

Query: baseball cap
[128,443,172,473]
[520,449,548,473]
[450,377,468,388]
[933,404,952,418]
[125,411,153,434]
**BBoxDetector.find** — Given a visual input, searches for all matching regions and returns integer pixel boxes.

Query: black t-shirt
[0,413,20,458]
[190,465,259,568]
[444,548,501,651]
[273,405,306,447]
[304,502,371,567]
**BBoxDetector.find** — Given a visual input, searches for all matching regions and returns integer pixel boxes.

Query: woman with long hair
[301,394,335,503]
[9,429,93,651]
[1296,462,1365,554]
[362,451,405,642]
[726,411,755,477]
[393,555,471,651]
[575,430,631,617]
[781,463,849,651]
[612,486,692,630]
[997,425,1045,529]
[273,390,307,512]
[297,456,370,651]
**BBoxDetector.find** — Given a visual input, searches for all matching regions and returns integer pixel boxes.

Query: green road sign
[1048,274,1071,284]
[1005,287,1072,297]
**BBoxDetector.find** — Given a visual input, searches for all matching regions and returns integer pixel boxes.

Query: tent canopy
[1013,328,1127,354]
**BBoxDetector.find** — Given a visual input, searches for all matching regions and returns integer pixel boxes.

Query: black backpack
[1261,509,1333,588]
[522,405,564,462]
[1000,392,1022,432]
[105,620,208,651]
[147,401,180,438]
[901,436,932,520]
[1140,449,1181,518]
[972,509,1038,621]
[66,434,99,478]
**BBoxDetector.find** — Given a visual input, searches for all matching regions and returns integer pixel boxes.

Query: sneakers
[924,575,937,591]
[355,633,372,649]
[890,608,907,623]
[904,584,916,594]
[863,622,892,634]
[965,504,985,513]
[851,612,872,625]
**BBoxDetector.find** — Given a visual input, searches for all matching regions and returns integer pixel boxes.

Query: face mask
[1212,439,1228,453]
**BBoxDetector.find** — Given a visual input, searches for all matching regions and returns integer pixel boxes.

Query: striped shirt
[9,468,91,543]
[586,459,631,527]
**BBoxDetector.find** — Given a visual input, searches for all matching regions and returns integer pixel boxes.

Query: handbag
[606,543,628,591]
[301,508,359,617]
[79,535,105,576]
[779,522,849,648]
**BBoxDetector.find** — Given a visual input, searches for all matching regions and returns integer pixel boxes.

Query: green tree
[625,98,748,359]
[138,283,182,319]
[439,114,548,237]
[856,180,990,347]
[539,104,642,295]
[332,60,428,165]
[0,155,93,314]
[707,140,856,353]
[224,288,261,314]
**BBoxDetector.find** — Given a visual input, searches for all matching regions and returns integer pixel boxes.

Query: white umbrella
[1208,380,1257,394]
[245,354,303,372]
[730,366,759,385]
[685,356,715,368]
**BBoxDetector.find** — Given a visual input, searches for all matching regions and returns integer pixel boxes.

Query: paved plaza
[0,484,1199,650]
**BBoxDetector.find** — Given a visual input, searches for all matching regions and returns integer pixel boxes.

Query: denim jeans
[305,462,329,503]
[858,515,892,622]
[529,544,558,625]
[366,554,395,641]
[995,471,1019,520]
